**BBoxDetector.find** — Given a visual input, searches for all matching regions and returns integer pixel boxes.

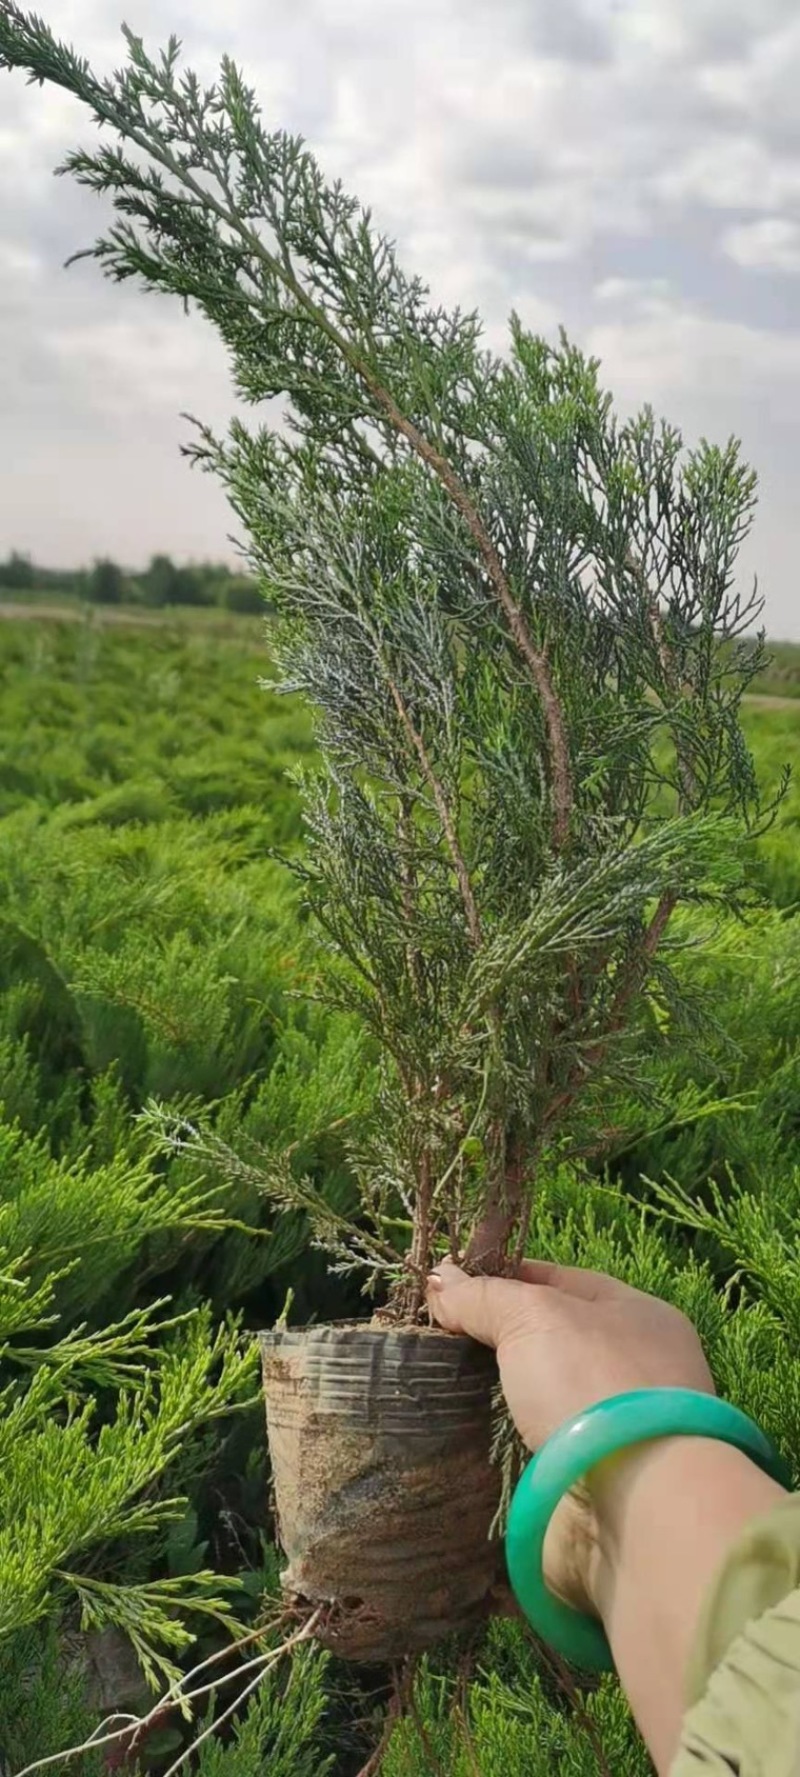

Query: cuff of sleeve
[686,1494,800,1707]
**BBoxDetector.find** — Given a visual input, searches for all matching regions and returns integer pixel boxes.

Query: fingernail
[427,1271,443,1292]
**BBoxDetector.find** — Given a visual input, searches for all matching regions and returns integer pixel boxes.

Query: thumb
[427,1260,520,1350]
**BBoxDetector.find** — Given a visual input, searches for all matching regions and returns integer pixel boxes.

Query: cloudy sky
[2,0,800,637]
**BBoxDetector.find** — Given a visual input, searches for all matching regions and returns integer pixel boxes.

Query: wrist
[583,1435,787,1624]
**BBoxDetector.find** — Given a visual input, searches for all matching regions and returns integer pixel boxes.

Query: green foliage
[0,944,265,1671]
[0,550,36,591]
[740,706,800,907]
[0,615,312,822]
[0,548,264,611]
[0,1117,232,1319]
[192,1644,333,1777]
[382,1621,650,1777]
[0,1621,105,1776]
[749,640,800,700]
[609,899,800,1207]
[88,556,126,605]
[0,615,794,1770]
[0,613,379,1766]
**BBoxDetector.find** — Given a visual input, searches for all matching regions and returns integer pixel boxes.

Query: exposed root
[11,1607,325,1777]
[353,1662,413,1777]
[456,1653,485,1777]
[537,1639,614,1777]
[407,1681,450,1777]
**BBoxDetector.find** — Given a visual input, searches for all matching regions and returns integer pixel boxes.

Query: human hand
[427,1257,714,1452]
[428,1259,786,1776]
[426,1257,714,1612]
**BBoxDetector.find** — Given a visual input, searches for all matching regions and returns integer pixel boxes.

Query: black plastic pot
[260,1321,502,1662]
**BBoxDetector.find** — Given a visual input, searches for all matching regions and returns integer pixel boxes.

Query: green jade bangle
[505,1387,791,1672]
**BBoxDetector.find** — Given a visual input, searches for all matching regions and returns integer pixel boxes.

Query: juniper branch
[0,5,783,1292]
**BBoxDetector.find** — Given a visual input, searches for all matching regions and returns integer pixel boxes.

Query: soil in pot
[261,1321,502,1663]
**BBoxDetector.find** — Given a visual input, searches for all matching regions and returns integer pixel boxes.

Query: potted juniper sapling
[0,4,780,1666]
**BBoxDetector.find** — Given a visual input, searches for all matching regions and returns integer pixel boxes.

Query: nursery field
[0,611,799,1775]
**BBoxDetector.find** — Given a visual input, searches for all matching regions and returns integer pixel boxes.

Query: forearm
[587,1438,787,1774]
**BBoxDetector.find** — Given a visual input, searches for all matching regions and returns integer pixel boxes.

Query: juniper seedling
[0,4,782,1318]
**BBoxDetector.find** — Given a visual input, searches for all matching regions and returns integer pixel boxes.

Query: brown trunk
[464,1134,528,1275]
[464,1204,520,1275]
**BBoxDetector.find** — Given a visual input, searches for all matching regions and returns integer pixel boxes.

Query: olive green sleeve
[670,1495,800,1775]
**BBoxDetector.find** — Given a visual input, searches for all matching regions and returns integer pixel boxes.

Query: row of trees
[0,549,264,612]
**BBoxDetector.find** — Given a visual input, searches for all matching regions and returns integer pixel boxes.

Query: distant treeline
[0,550,265,613]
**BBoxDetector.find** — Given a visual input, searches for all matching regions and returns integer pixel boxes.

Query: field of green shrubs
[0,610,798,1774]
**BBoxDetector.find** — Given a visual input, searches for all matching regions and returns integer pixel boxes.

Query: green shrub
[0,616,379,1762]
[0,599,797,1770]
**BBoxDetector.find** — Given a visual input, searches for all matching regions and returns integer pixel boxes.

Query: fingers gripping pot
[261,1322,502,1662]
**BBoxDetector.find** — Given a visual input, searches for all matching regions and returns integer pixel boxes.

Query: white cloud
[594,276,673,307]
[722,216,800,272]
[587,285,800,418]
[1,0,800,635]
[43,314,235,416]
[656,137,800,211]
[0,242,41,279]
[699,16,800,141]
